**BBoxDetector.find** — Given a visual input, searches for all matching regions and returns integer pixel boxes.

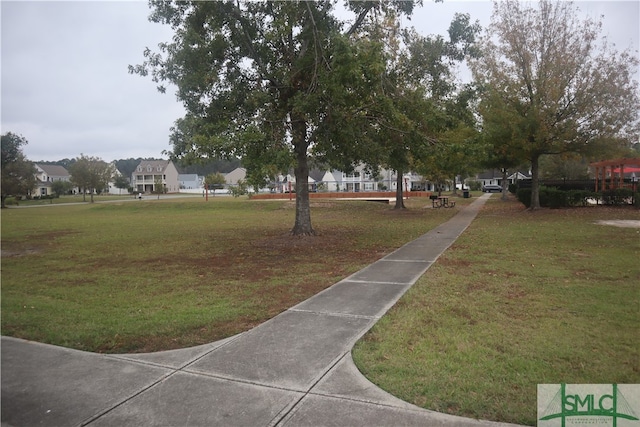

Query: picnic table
[432,196,456,208]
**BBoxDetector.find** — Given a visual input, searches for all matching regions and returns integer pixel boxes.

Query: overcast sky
[2,1,638,163]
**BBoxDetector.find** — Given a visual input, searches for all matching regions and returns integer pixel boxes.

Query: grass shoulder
[352,197,640,425]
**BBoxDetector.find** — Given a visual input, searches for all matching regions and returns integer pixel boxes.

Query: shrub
[602,189,633,205]
[468,180,482,191]
[519,187,636,207]
[538,186,550,207]
[546,188,567,208]
[228,179,249,198]
[508,183,518,194]
[567,190,597,207]
[516,188,532,208]
[517,187,594,208]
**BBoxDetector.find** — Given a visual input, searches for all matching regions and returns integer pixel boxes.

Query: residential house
[476,170,504,188]
[340,166,415,192]
[507,170,532,185]
[178,174,204,190]
[278,166,426,193]
[274,170,317,193]
[223,163,448,194]
[314,170,342,192]
[34,164,71,196]
[107,164,129,195]
[131,160,180,193]
[224,167,247,186]
[474,169,532,189]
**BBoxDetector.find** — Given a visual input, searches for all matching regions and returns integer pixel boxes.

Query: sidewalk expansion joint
[272,351,351,427]
[80,370,177,426]
[177,368,308,394]
[287,308,378,320]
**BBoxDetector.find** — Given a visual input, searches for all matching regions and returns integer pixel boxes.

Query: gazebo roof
[590,157,640,168]
[590,157,640,191]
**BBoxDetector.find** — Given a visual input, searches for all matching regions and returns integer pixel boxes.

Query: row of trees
[1,132,123,207]
[131,0,639,235]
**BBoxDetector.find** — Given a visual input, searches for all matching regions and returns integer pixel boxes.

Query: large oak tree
[131,0,419,235]
[472,0,640,209]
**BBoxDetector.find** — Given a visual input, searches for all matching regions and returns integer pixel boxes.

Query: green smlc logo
[539,384,639,427]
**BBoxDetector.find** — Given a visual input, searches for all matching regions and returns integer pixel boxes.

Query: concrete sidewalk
[1,193,522,427]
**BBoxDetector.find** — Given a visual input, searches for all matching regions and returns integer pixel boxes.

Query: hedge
[516,187,635,208]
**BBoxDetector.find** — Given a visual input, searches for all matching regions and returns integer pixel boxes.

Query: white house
[507,170,532,184]
[179,174,204,190]
[106,163,130,195]
[277,166,421,193]
[475,169,532,189]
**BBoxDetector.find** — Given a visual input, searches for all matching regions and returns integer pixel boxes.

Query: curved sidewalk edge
[1,193,525,427]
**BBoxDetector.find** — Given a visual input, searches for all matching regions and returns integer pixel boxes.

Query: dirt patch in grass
[1,248,42,257]
[1,230,76,257]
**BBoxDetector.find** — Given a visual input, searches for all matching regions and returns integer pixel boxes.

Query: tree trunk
[530,155,541,209]
[394,170,405,209]
[501,168,509,201]
[290,118,315,236]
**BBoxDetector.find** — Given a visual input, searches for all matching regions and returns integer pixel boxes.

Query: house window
[147,166,152,172]
[157,166,162,172]
[137,166,142,172]
[136,175,143,181]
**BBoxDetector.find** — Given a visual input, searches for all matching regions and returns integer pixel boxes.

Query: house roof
[309,169,326,182]
[135,160,170,173]
[507,171,530,180]
[476,169,503,180]
[36,164,69,177]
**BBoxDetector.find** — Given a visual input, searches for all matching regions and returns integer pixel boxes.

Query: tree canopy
[204,172,226,191]
[68,154,114,203]
[1,132,36,208]
[472,0,640,208]
[131,0,424,234]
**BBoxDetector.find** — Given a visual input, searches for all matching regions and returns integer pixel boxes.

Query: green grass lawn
[3,193,139,206]
[352,197,640,426]
[1,194,464,353]
[4,194,637,424]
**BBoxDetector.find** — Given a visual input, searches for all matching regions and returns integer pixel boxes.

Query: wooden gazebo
[591,157,640,192]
